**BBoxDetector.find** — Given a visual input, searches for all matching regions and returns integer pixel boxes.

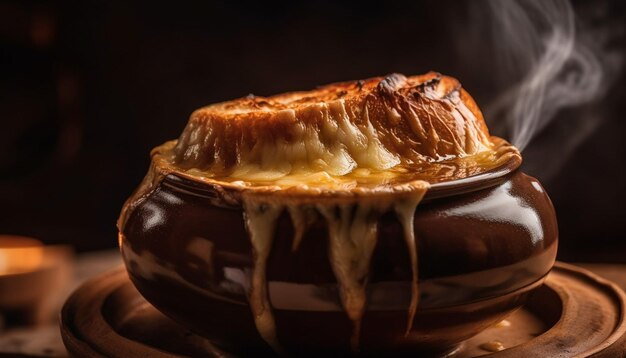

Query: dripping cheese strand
[242,198,285,354]
[287,205,318,252]
[317,203,387,351]
[393,191,427,336]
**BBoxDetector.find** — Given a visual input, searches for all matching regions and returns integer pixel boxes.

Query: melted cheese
[242,199,284,353]
[240,181,428,352]
[394,193,426,336]
[317,202,383,351]
[152,135,518,191]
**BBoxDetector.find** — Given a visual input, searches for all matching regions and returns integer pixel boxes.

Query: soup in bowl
[118,72,557,356]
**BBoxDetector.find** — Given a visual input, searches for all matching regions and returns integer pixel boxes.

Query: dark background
[1,1,624,260]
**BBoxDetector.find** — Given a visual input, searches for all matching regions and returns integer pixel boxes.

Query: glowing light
[0,236,44,275]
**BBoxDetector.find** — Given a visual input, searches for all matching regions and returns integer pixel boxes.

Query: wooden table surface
[0,251,624,357]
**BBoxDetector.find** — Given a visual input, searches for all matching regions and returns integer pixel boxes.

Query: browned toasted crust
[170,72,494,177]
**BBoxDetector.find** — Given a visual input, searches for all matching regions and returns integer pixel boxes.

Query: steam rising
[482,0,622,152]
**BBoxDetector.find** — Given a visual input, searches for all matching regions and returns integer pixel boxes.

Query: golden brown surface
[151,72,519,189]
[172,74,491,173]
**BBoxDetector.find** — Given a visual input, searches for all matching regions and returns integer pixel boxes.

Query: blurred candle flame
[0,236,44,275]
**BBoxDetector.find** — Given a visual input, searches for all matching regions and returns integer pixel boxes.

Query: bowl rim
[159,153,522,204]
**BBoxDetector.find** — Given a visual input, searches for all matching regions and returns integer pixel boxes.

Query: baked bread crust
[170,72,494,179]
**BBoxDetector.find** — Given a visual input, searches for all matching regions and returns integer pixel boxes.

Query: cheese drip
[394,194,426,336]
[317,203,383,351]
[241,181,428,353]
[242,199,285,354]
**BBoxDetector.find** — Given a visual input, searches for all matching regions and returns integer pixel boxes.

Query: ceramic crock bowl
[119,155,557,356]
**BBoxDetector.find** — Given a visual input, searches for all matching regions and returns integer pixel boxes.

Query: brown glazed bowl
[119,156,557,356]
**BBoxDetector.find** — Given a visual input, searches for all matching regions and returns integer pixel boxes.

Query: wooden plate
[60,262,626,357]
